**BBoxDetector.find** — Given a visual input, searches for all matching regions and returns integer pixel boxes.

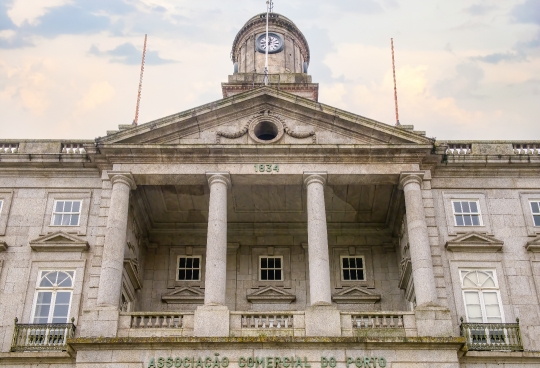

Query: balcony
[10,318,76,352]
[460,318,523,351]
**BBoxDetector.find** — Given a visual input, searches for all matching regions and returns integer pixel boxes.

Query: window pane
[70,214,79,226]
[72,201,81,213]
[464,215,472,226]
[36,291,52,305]
[471,215,480,226]
[193,270,200,280]
[179,258,186,268]
[275,258,281,268]
[57,273,72,287]
[275,270,282,280]
[468,316,483,323]
[453,202,462,213]
[534,215,540,226]
[469,202,478,213]
[268,258,274,268]
[464,291,480,304]
[178,270,186,280]
[56,291,71,304]
[343,270,350,280]
[485,305,502,318]
[462,202,470,213]
[186,270,193,280]
[268,270,275,280]
[55,201,64,212]
[483,292,499,304]
[350,258,356,268]
[356,258,363,268]
[261,270,268,280]
[466,305,483,320]
[62,215,71,226]
[64,201,72,212]
[531,202,540,214]
[53,214,62,226]
[455,215,464,226]
[193,258,200,268]
[261,258,267,268]
[357,270,364,280]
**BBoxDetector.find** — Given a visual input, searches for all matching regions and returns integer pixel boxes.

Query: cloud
[512,0,540,25]
[464,4,496,16]
[473,51,527,64]
[433,63,484,99]
[89,43,177,65]
[75,81,115,112]
[0,2,16,31]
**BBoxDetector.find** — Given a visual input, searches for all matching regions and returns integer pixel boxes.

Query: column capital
[303,172,327,187]
[206,172,231,188]
[398,171,425,190]
[107,171,137,190]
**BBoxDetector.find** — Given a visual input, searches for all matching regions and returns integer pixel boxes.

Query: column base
[79,307,119,337]
[414,304,454,337]
[305,305,341,337]
[194,305,230,337]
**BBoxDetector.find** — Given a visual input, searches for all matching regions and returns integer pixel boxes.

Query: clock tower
[222,13,319,101]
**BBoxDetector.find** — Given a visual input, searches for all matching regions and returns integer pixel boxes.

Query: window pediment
[161,287,204,304]
[246,286,296,304]
[526,236,540,252]
[0,240,7,252]
[445,232,503,252]
[331,286,381,304]
[29,231,89,252]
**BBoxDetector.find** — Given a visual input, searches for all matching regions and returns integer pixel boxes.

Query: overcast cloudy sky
[0,0,539,140]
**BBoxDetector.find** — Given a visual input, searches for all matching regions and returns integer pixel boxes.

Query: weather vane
[263,0,274,86]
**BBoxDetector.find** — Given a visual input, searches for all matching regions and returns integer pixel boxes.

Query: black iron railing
[460,317,523,351]
[10,317,76,352]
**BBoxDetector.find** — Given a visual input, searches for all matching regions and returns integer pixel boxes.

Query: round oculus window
[248,117,284,144]
[256,32,284,54]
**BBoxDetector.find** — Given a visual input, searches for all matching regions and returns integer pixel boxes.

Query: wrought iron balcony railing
[10,317,76,352]
[460,318,523,351]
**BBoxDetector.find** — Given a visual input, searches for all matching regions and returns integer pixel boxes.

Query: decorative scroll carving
[279,116,316,143]
[216,120,251,143]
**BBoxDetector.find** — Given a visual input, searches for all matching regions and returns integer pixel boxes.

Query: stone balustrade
[513,143,540,155]
[0,143,19,154]
[230,311,305,337]
[61,143,86,154]
[341,311,417,338]
[117,312,194,337]
[446,144,471,155]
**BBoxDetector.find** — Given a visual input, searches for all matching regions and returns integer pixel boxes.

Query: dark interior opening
[254,121,278,141]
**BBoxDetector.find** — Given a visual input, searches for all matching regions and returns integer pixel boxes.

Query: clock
[256,32,284,54]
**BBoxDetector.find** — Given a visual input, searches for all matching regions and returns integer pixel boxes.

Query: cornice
[0,167,100,177]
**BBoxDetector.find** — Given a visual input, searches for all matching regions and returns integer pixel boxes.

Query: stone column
[194,172,231,337]
[303,172,341,336]
[399,172,438,307]
[304,173,332,306]
[97,172,136,308]
[400,172,453,337]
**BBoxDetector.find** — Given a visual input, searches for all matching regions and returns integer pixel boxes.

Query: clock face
[256,33,284,54]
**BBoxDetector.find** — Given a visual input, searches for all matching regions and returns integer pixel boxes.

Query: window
[460,269,503,323]
[51,200,82,226]
[453,201,482,226]
[530,201,540,226]
[341,256,365,281]
[177,256,201,281]
[0,199,3,215]
[32,271,75,324]
[259,256,283,281]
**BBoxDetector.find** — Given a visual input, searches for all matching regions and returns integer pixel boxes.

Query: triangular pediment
[161,287,204,304]
[445,232,503,252]
[331,286,381,304]
[526,236,540,252]
[30,231,89,252]
[246,286,296,304]
[97,87,432,148]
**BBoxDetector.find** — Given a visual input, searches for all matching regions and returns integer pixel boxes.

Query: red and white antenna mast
[132,34,147,126]
[391,38,400,126]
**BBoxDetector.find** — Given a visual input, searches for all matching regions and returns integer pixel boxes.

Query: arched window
[32,271,75,324]
[460,269,503,323]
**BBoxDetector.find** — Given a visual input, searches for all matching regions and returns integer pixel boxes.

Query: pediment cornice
[29,231,89,252]
[246,286,296,304]
[331,286,381,304]
[161,287,205,304]
[445,232,504,252]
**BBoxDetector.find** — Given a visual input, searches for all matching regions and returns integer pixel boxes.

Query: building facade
[1,11,540,368]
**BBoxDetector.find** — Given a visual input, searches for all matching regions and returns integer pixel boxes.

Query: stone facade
[1,11,540,368]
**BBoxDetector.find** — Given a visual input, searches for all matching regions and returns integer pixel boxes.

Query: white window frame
[530,200,540,227]
[459,269,504,324]
[259,255,284,281]
[30,270,75,324]
[452,200,483,227]
[50,200,83,227]
[176,255,202,281]
[0,199,3,215]
[339,255,366,281]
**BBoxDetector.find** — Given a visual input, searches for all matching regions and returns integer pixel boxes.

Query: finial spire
[391,38,401,126]
[133,34,147,126]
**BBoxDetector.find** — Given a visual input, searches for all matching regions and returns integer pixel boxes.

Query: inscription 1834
[254,164,279,173]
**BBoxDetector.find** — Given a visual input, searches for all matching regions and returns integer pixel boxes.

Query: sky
[0,0,539,141]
